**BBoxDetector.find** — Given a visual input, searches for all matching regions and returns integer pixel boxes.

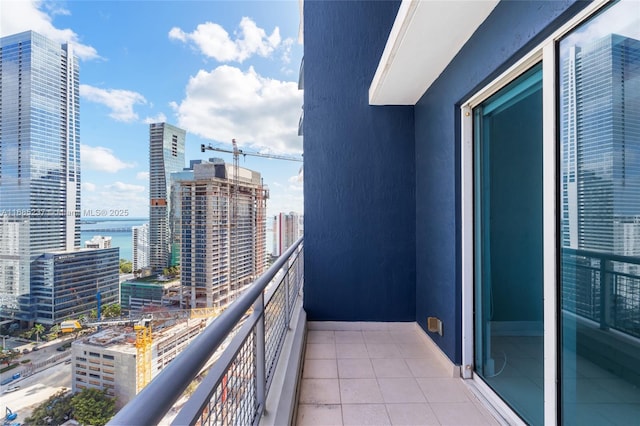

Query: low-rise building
[32,248,119,325]
[71,318,207,408]
[84,236,112,250]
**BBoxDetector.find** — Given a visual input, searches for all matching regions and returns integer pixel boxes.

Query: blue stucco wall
[303,1,416,321]
[414,1,589,362]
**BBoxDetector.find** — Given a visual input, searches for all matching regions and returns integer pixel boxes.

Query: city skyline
[0,1,304,219]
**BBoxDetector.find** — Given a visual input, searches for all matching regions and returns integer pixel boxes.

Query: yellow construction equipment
[60,307,223,393]
[134,319,152,391]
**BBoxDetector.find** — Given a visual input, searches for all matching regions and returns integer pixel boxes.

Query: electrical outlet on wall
[427,317,443,336]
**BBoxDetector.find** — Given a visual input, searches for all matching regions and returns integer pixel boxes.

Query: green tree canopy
[102,304,121,319]
[32,323,45,343]
[71,388,116,426]
[119,258,132,273]
[0,350,19,366]
[25,390,73,425]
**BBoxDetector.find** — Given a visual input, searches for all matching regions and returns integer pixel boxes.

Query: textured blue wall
[414,0,589,362]
[303,0,589,361]
[303,0,416,321]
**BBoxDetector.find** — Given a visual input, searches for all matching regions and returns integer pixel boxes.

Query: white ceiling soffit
[369,0,499,106]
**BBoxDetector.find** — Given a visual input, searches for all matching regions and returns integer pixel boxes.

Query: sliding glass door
[559,1,640,424]
[473,63,544,426]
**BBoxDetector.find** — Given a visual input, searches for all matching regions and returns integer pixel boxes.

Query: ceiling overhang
[369,0,499,106]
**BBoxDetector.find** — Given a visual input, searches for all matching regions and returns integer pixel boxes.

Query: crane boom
[200,143,303,162]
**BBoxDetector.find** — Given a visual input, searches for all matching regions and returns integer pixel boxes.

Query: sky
[0,0,304,219]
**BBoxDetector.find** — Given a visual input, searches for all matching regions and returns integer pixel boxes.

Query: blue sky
[1,0,304,219]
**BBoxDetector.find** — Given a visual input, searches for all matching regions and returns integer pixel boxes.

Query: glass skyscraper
[561,33,640,254]
[149,122,185,271]
[0,31,81,321]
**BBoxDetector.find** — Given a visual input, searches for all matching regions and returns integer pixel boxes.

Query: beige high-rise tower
[180,159,268,308]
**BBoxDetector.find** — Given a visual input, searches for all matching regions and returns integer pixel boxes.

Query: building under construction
[179,159,268,308]
[71,317,207,409]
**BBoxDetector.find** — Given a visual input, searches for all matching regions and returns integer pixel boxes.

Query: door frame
[459,1,610,424]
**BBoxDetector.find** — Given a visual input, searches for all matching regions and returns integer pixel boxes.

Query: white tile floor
[296,322,500,426]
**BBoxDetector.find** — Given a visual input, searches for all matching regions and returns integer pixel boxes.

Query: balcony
[296,323,498,426]
[108,238,500,425]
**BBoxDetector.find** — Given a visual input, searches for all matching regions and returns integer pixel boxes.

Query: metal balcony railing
[109,237,304,426]
[562,247,640,338]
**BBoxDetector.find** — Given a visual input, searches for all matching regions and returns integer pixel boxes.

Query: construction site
[68,307,220,409]
[179,156,269,309]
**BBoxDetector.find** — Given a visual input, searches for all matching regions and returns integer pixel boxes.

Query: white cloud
[0,0,99,60]
[83,182,148,217]
[81,144,135,173]
[80,85,147,122]
[169,17,282,63]
[173,65,303,154]
[280,37,294,64]
[136,171,150,181]
[266,186,304,219]
[289,168,303,184]
[144,113,167,124]
[82,182,97,192]
[106,182,145,192]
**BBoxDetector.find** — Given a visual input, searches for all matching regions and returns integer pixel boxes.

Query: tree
[25,390,73,425]
[119,258,132,273]
[102,304,121,319]
[71,388,116,426]
[48,324,62,340]
[0,350,19,366]
[32,323,45,343]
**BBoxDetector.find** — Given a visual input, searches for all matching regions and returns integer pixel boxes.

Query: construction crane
[61,316,153,391]
[199,141,304,163]
[200,140,302,305]
[60,306,223,392]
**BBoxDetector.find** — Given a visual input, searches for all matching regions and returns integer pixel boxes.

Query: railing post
[599,259,613,330]
[254,291,266,414]
[284,265,290,328]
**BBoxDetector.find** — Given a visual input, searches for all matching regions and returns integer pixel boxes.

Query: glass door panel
[559,1,640,424]
[474,63,544,425]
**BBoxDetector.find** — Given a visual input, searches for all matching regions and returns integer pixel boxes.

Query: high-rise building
[180,160,268,308]
[561,34,640,253]
[149,123,185,271]
[132,223,150,272]
[272,212,303,257]
[0,31,81,321]
[168,166,197,268]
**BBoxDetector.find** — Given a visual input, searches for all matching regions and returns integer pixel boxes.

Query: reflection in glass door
[474,63,544,425]
[559,1,640,424]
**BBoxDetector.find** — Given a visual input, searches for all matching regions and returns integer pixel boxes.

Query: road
[2,361,71,422]
[1,335,74,423]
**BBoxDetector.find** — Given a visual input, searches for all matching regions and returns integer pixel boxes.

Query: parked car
[56,346,66,352]
[22,348,30,354]
[32,346,39,351]
[3,385,20,393]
